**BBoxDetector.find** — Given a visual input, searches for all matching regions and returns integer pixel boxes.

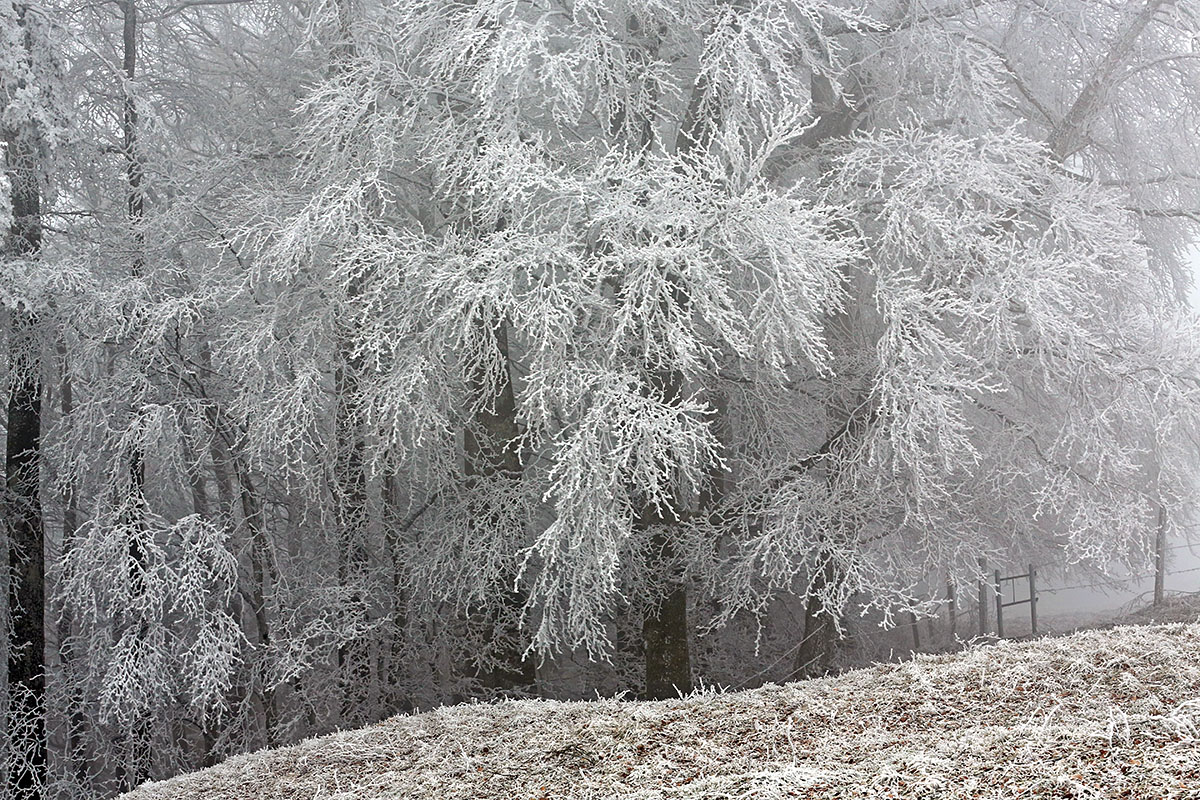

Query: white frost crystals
[264,0,865,658]
[57,511,240,724]
[115,622,1200,800]
[16,0,1200,792]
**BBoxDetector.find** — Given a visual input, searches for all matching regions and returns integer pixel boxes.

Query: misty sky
[1035,252,1200,618]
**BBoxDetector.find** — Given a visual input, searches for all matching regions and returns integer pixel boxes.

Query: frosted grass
[121,622,1200,799]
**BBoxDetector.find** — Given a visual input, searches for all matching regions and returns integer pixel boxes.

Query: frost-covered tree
[35,1,321,794]
[258,0,877,698]
[4,1,1200,796]
[714,0,1200,675]
[266,0,1200,693]
[2,1,66,796]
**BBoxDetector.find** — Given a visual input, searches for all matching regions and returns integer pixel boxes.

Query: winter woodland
[3,0,1200,797]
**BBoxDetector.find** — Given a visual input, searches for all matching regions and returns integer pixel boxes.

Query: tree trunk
[238,467,279,742]
[635,309,692,700]
[5,321,45,797]
[792,558,838,680]
[464,320,535,694]
[333,345,371,723]
[5,86,45,797]
[325,0,377,725]
[641,525,691,700]
[202,375,282,747]
[380,473,414,714]
[55,344,92,789]
[1154,503,1167,607]
[117,1,151,787]
[636,326,693,700]
[608,12,702,703]
[4,7,46,788]
[635,288,693,699]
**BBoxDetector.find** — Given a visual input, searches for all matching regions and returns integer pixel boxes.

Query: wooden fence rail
[991,565,1038,639]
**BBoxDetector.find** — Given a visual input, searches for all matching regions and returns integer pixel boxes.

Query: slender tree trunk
[324,0,380,723]
[464,320,535,694]
[55,344,90,788]
[206,419,286,748]
[380,474,414,714]
[203,392,280,748]
[4,66,45,795]
[333,342,371,722]
[792,558,838,680]
[204,422,248,752]
[57,346,77,539]
[117,1,150,788]
[122,0,144,251]
[237,467,279,741]
[689,386,730,685]
[330,179,373,722]
[180,416,210,519]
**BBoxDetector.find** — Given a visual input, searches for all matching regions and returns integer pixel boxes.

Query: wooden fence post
[947,581,957,640]
[1028,565,1038,637]
[994,569,1004,639]
[1154,505,1167,607]
[978,559,987,637]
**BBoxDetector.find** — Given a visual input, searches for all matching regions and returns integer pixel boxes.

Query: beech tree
[2,1,65,796]
[256,0,870,698]
[3,1,1200,796]
[268,0,1200,691]
[715,0,1200,675]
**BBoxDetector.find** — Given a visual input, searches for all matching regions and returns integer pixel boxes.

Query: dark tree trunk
[641,525,691,700]
[637,360,692,701]
[333,345,372,724]
[380,473,414,715]
[208,414,297,746]
[792,558,838,680]
[121,0,144,242]
[4,8,45,789]
[118,1,151,788]
[55,344,92,788]
[464,320,535,694]
[238,467,279,741]
[5,315,44,797]
[635,297,694,699]
[205,418,275,749]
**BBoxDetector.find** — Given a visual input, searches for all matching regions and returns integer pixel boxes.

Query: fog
[1036,252,1200,620]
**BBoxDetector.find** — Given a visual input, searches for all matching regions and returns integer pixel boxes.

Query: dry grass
[1119,594,1200,627]
[121,622,1200,799]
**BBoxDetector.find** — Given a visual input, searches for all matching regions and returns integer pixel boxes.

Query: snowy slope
[120,623,1200,800]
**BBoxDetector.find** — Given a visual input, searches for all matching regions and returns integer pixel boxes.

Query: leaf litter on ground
[120,622,1200,799]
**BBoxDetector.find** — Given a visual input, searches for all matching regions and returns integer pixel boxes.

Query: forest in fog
[4,0,1200,797]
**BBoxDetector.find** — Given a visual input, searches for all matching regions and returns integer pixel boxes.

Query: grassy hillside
[121,623,1200,800]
